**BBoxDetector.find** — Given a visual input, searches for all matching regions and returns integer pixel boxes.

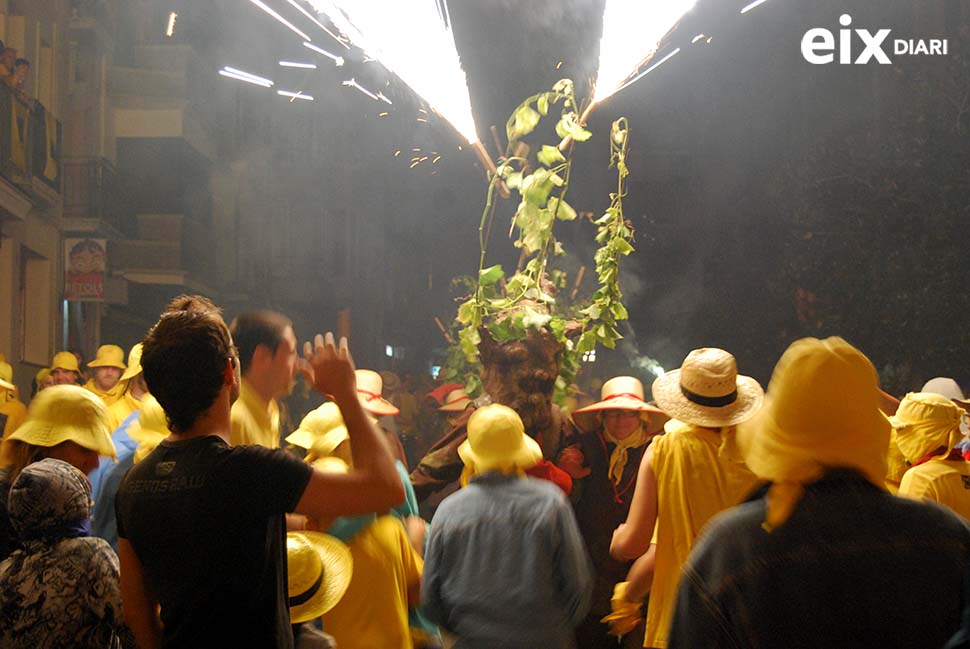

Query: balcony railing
[62,157,133,236]
[0,83,62,194]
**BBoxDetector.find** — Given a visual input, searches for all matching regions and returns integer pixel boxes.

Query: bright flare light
[593,0,697,103]
[303,41,345,67]
[307,0,480,144]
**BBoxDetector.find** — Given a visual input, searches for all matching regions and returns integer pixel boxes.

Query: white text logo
[801,14,948,65]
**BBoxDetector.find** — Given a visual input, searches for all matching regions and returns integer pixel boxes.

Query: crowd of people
[0,40,30,99]
[1,295,970,649]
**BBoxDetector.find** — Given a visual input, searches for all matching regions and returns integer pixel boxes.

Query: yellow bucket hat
[889,392,963,464]
[128,395,170,463]
[737,337,889,531]
[458,404,542,473]
[286,531,353,623]
[51,351,80,374]
[0,362,13,392]
[9,385,116,458]
[87,344,127,370]
[285,402,349,453]
[119,344,144,382]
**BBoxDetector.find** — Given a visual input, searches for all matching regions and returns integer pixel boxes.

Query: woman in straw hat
[891,391,970,519]
[666,337,970,649]
[567,376,666,649]
[610,348,763,649]
[0,385,116,561]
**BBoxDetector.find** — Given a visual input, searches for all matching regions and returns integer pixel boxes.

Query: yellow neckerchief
[603,424,651,486]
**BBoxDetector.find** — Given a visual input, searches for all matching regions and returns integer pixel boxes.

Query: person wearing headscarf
[667,337,970,649]
[891,392,970,519]
[0,385,116,561]
[0,458,129,648]
[610,349,763,649]
[566,377,666,648]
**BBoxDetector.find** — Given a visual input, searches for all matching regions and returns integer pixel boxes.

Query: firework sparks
[306,0,480,145]
[247,0,311,41]
[278,89,314,101]
[220,67,274,87]
[342,78,381,101]
[740,0,770,14]
[165,12,178,37]
[279,60,318,69]
[303,41,345,66]
[280,0,348,47]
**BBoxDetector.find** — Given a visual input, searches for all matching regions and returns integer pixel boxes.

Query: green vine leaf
[548,196,576,221]
[508,104,542,142]
[479,264,505,286]
[537,145,566,167]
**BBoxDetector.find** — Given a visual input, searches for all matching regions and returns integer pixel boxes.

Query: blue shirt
[89,410,141,502]
[422,473,592,649]
[89,410,141,551]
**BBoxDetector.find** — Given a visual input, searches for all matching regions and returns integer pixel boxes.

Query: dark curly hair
[229,311,292,375]
[141,295,235,433]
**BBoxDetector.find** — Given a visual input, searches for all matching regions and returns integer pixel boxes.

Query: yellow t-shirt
[899,459,970,520]
[229,378,280,448]
[106,390,143,431]
[0,395,27,439]
[645,422,759,649]
[322,515,423,649]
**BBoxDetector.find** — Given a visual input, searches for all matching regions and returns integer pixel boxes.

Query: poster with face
[64,238,106,301]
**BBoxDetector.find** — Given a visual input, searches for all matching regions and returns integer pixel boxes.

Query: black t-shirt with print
[116,435,313,649]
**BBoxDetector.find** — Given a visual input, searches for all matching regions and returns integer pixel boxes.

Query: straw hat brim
[288,532,353,623]
[652,370,764,428]
[0,377,14,391]
[438,398,471,412]
[87,359,126,369]
[8,421,117,458]
[358,395,399,417]
[572,396,666,433]
[457,433,542,473]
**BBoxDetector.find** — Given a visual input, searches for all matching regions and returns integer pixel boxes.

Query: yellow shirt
[322,516,422,649]
[84,378,125,406]
[899,459,970,520]
[229,378,280,448]
[106,390,143,431]
[0,394,27,439]
[645,422,759,649]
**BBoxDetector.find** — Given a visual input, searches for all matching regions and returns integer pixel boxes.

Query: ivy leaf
[612,302,629,320]
[457,300,479,326]
[549,318,566,339]
[613,238,635,256]
[537,144,566,167]
[489,317,517,341]
[507,104,541,142]
[537,94,549,116]
[479,264,505,286]
[576,331,596,354]
[548,196,577,221]
[556,112,592,142]
[506,171,523,190]
[583,304,601,319]
[523,169,556,206]
[552,78,573,95]
[459,327,481,362]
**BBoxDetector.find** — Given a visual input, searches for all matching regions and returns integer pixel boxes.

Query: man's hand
[558,445,590,479]
[304,332,356,401]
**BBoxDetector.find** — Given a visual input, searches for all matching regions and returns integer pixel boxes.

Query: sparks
[279,60,317,69]
[394,150,401,156]
[220,67,274,87]
[280,0,348,47]
[306,0,480,144]
[247,0,311,41]
[342,78,380,101]
[379,112,390,117]
[593,0,696,103]
[740,0,770,14]
[376,91,393,105]
[691,33,706,44]
[165,12,178,37]
[432,156,441,163]
[303,41,345,66]
[556,60,563,70]
[278,89,314,101]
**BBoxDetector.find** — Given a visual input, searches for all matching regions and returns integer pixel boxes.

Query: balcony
[61,157,133,237]
[0,83,62,216]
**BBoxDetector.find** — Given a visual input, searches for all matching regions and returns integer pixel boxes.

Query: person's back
[322,515,422,649]
[901,459,970,519]
[671,468,970,648]
[424,473,591,648]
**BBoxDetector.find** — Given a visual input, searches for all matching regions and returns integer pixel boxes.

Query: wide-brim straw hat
[652,348,763,428]
[51,351,80,374]
[920,377,970,409]
[572,376,666,433]
[355,370,399,416]
[458,404,542,473]
[438,388,472,412]
[285,402,349,452]
[9,385,116,458]
[286,531,353,623]
[119,344,144,382]
[87,344,127,370]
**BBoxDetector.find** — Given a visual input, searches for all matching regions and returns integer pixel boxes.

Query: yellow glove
[600,581,643,638]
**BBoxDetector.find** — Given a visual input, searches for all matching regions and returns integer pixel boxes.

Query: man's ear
[224,357,238,386]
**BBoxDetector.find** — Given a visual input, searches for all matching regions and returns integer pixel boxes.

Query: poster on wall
[64,238,106,301]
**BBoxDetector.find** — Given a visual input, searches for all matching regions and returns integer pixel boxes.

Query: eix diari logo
[801,14,948,65]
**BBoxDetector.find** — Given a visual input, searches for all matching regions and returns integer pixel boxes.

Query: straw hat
[458,404,542,473]
[87,344,126,370]
[652,348,763,428]
[285,402,349,452]
[9,385,116,458]
[128,395,170,463]
[920,377,970,408]
[355,370,399,416]
[888,392,963,464]
[119,344,144,382]
[286,531,353,623]
[438,388,471,413]
[572,376,665,433]
[50,351,80,373]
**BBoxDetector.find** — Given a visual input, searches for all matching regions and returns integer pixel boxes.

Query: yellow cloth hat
[119,344,144,382]
[128,395,170,463]
[9,385,116,458]
[889,392,963,464]
[51,351,80,374]
[0,362,13,392]
[286,531,353,623]
[285,402,349,453]
[34,368,51,385]
[737,337,889,531]
[87,344,127,370]
[458,404,542,473]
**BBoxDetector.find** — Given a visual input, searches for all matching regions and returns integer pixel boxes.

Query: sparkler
[303,42,345,67]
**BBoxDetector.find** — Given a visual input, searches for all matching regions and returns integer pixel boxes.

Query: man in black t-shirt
[116,295,404,649]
